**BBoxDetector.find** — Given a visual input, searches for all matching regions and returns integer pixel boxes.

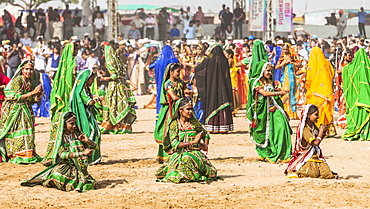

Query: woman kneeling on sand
[155,98,218,183]
[285,104,337,179]
[21,112,97,192]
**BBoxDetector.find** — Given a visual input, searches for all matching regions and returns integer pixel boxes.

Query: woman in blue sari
[33,73,51,117]
[275,43,299,119]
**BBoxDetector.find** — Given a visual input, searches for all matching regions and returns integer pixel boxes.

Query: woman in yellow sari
[305,47,335,135]
[225,49,240,114]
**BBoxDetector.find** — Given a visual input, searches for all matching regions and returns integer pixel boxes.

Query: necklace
[63,133,74,143]
[178,119,191,130]
[306,123,317,134]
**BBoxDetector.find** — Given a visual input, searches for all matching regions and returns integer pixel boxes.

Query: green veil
[342,48,370,141]
[249,40,269,77]
[69,69,101,164]
[50,43,76,120]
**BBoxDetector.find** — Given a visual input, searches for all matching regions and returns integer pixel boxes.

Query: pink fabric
[0,73,10,111]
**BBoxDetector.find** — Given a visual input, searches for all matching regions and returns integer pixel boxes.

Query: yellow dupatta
[305,47,334,125]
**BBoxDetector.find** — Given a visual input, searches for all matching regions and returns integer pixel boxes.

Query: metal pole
[107,0,119,41]
[265,0,274,41]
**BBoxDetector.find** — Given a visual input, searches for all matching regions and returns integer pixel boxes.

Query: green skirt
[156,150,218,183]
[255,109,292,163]
[21,161,95,192]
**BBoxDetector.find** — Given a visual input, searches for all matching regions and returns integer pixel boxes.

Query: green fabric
[249,40,268,77]
[246,60,292,162]
[44,43,76,165]
[246,40,268,113]
[70,70,101,164]
[101,45,137,134]
[342,48,370,141]
[154,63,185,163]
[91,77,104,124]
[156,99,217,183]
[0,72,41,164]
[21,112,96,192]
[50,43,76,120]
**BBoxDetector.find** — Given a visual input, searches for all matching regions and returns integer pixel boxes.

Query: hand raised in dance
[78,133,89,142]
[319,125,328,138]
[191,131,203,145]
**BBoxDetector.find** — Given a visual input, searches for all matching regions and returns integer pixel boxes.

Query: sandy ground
[1,95,370,209]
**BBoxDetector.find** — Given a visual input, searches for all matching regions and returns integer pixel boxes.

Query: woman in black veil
[194,45,234,133]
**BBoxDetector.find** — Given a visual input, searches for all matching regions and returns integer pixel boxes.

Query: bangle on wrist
[316,137,322,140]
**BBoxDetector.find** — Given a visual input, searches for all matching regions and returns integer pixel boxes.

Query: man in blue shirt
[357,7,367,38]
[169,24,180,39]
[183,21,196,39]
[128,25,141,39]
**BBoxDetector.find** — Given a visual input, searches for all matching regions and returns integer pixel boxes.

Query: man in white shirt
[93,13,105,40]
[194,20,204,40]
[296,41,309,61]
[130,14,146,39]
[145,13,156,39]
[183,21,196,39]
[336,10,347,38]
[186,7,194,20]
[86,51,100,70]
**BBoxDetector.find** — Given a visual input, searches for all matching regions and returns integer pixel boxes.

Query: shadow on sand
[98,158,154,165]
[96,179,129,189]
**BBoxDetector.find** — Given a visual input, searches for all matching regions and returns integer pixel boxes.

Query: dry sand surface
[1,95,370,209]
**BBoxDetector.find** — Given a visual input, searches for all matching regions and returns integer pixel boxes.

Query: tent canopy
[117,4,159,11]
[117,4,180,12]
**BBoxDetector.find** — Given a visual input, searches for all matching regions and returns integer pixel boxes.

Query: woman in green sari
[154,63,191,163]
[342,48,370,141]
[246,60,292,163]
[100,45,137,134]
[70,69,102,165]
[21,112,97,192]
[156,98,218,183]
[0,61,43,164]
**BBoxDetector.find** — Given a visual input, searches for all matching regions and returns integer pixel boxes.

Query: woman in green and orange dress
[22,112,97,192]
[154,63,191,163]
[0,61,43,164]
[100,45,137,134]
[156,98,217,183]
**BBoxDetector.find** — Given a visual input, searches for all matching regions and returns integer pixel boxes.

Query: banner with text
[275,0,293,32]
[248,0,266,31]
